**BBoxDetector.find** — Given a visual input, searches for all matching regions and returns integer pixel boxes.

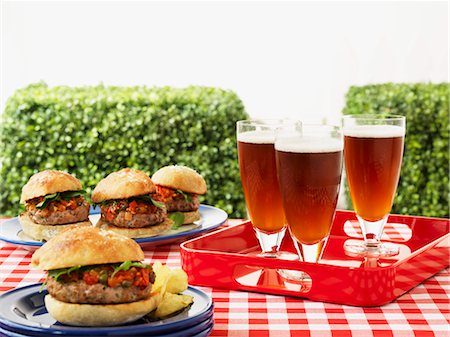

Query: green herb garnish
[35,190,85,209]
[169,212,185,230]
[176,190,192,202]
[111,261,151,278]
[133,195,166,209]
[43,261,151,287]
[47,265,83,282]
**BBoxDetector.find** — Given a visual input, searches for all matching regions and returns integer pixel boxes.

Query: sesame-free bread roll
[151,165,207,195]
[91,168,155,203]
[20,170,82,203]
[95,217,173,239]
[31,226,144,270]
[44,293,161,327]
[19,214,91,242]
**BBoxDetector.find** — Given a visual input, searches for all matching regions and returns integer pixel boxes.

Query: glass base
[254,226,287,257]
[344,240,399,258]
[278,234,328,286]
[256,251,299,260]
[277,269,311,285]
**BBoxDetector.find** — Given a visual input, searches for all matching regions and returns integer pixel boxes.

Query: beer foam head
[237,130,275,144]
[275,137,343,153]
[343,125,405,138]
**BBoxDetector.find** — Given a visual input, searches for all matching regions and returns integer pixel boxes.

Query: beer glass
[343,115,405,257]
[237,120,300,258]
[275,124,343,269]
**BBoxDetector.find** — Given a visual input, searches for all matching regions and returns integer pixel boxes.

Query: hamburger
[19,170,91,241]
[152,165,207,226]
[31,226,160,326]
[92,168,172,238]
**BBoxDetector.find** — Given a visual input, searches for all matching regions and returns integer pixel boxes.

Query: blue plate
[0,284,213,336]
[0,205,227,251]
[0,321,214,337]
[0,318,214,337]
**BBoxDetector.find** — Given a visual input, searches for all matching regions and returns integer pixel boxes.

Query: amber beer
[275,140,343,245]
[344,125,405,222]
[237,131,285,233]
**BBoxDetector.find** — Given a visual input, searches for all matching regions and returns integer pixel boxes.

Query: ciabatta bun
[20,170,82,203]
[44,293,161,326]
[95,218,173,239]
[92,168,155,203]
[19,213,92,243]
[31,226,144,270]
[152,165,207,195]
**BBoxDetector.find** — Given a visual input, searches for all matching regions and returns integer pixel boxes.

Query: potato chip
[166,268,188,294]
[152,261,171,296]
[149,262,193,320]
[154,292,194,319]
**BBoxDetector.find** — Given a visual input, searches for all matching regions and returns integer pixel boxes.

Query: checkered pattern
[0,220,448,337]
[343,220,412,241]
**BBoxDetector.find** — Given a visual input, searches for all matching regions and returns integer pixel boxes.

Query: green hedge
[342,83,449,218]
[0,83,249,217]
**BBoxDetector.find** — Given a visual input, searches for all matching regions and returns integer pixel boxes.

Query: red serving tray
[180,210,449,307]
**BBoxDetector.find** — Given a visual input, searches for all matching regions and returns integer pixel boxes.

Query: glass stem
[254,226,286,257]
[292,237,328,263]
[357,214,388,247]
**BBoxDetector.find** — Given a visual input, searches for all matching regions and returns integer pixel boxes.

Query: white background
[1,1,448,122]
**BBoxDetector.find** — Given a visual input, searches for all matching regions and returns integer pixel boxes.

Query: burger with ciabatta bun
[19,170,91,241]
[152,165,207,226]
[92,168,172,238]
[31,226,161,326]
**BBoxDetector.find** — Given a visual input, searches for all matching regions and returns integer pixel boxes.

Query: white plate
[0,205,227,251]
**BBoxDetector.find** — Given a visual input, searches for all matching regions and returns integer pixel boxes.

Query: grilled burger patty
[46,278,151,304]
[46,264,155,304]
[100,199,166,228]
[26,197,89,225]
[155,186,199,212]
[165,195,199,212]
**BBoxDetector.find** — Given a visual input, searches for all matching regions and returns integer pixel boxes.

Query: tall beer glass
[343,115,405,257]
[237,120,300,258]
[275,124,343,269]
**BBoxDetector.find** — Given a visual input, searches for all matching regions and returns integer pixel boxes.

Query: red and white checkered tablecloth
[0,220,449,337]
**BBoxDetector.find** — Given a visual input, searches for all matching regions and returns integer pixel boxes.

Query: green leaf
[35,190,85,209]
[133,195,166,209]
[169,212,185,229]
[111,261,151,278]
[39,281,47,293]
[177,189,192,202]
[35,193,58,209]
[151,198,166,209]
[48,265,83,282]
[60,189,86,201]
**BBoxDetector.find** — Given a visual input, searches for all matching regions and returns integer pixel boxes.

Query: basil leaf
[133,195,166,209]
[133,195,152,203]
[35,193,58,209]
[35,190,84,209]
[151,198,165,209]
[60,190,85,201]
[111,261,151,278]
[176,190,192,202]
[169,212,185,229]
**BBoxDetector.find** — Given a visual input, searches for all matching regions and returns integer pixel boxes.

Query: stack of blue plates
[0,284,213,337]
